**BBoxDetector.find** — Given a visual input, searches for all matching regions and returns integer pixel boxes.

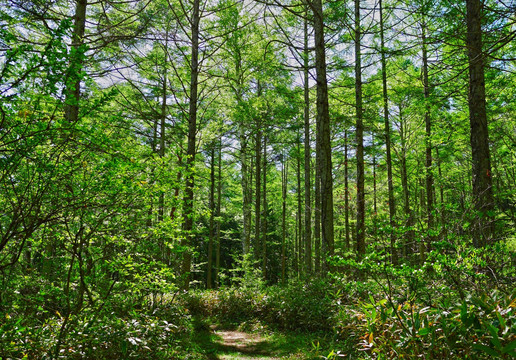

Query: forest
[0,0,515,358]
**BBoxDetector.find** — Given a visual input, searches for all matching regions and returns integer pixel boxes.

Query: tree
[465,0,494,247]
[311,0,334,271]
[379,0,397,264]
[303,10,312,275]
[354,0,365,257]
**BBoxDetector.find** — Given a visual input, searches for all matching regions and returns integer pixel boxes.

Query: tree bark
[312,0,334,272]
[262,136,268,280]
[296,131,303,276]
[344,130,350,249]
[314,124,321,274]
[372,136,377,239]
[422,22,435,255]
[181,0,200,290]
[466,0,494,247]
[303,12,312,276]
[281,153,287,283]
[207,146,215,289]
[158,67,167,224]
[64,0,87,123]
[215,140,222,288]
[355,0,366,257]
[241,135,252,254]
[379,0,396,264]
[255,127,262,261]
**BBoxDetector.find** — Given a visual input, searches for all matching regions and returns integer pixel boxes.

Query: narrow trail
[206,327,281,360]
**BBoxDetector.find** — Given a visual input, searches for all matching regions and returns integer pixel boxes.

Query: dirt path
[212,329,280,360]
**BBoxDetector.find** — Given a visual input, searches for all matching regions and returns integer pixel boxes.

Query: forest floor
[193,324,314,360]
[212,328,279,359]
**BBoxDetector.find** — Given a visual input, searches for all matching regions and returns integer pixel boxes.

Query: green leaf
[487,323,502,349]
[418,327,431,336]
[502,339,516,354]
[472,344,500,357]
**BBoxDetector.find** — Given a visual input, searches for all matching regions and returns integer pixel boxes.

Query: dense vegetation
[1,0,515,358]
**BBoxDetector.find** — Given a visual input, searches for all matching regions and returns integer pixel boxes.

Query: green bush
[343,289,516,359]
[183,279,338,333]
[0,294,200,359]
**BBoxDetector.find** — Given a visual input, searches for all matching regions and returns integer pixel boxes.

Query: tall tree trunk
[379,0,396,264]
[147,106,159,228]
[296,131,303,276]
[422,22,434,255]
[262,136,268,280]
[435,147,446,237]
[303,12,312,276]
[466,0,494,247]
[215,140,222,288]
[207,146,215,289]
[312,0,334,272]
[372,135,378,239]
[355,0,366,257]
[181,0,200,290]
[159,61,169,263]
[158,67,167,224]
[64,0,87,123]
[281,154,287,283]
[241,136,251,254]
[344,130,350,249]
[314,130,321,274]
[255,127,262,261]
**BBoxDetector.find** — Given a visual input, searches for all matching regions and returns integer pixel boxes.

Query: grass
[189,318,342,360]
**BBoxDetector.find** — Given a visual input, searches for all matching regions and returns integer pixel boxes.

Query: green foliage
[327,244,515,359]
[0,295,195,359]
[344,289,516,359]
[183,279,338,333]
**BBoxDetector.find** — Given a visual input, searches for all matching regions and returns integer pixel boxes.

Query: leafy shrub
[183,279,338,333]
[338,283,516,359]
[263,280,337,332]
[0,294,202,359]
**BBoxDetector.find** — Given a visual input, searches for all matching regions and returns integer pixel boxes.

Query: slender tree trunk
[303,12,312,275]
[147,115,158,228]
[379,0,396,264]
[422,23,434,255]
[255,127,262,261]
[296,131,303,276]
[419,176,426,264]
[344,130,350,249]
[466,0,494,247]
[241,135,251,254]
[372,136,378,239]
[262,136,268,280]
[207,146,215,289]
[64,0,87,123]
[295,212,299,278]
[314,133,321,274]
[281,154,287,283]
[181,0,200,290]
[312,0,334,272]
[215,140,222,288]
[159,68,167,224]
[355,0,366,257]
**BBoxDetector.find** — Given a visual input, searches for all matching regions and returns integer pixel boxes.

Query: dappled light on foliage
[1,0,515,358]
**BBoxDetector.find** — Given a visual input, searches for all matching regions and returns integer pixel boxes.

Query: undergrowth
[1,245,514,359]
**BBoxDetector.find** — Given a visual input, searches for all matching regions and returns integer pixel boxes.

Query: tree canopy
[1,0,515,358]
